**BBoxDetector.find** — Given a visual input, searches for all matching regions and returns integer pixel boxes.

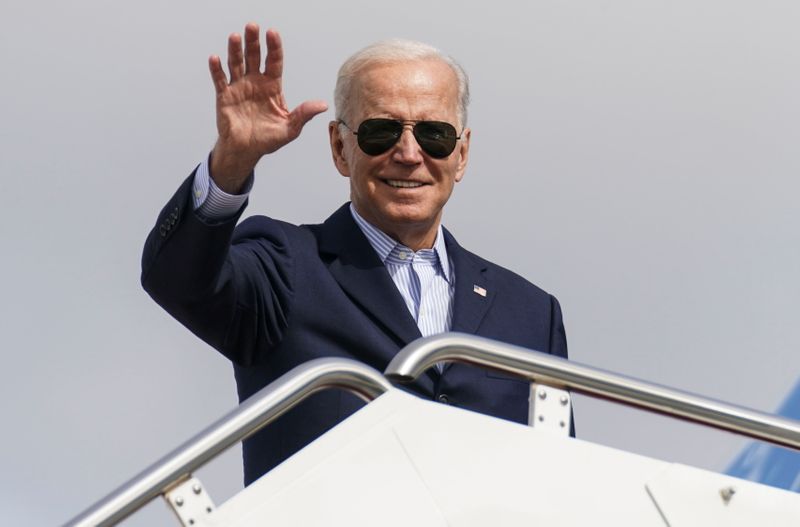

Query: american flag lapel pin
[473,285,487,297]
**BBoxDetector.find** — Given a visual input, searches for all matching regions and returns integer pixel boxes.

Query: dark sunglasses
[339,118,462,159]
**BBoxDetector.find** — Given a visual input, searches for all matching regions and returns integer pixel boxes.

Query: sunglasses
[338,118,462,159]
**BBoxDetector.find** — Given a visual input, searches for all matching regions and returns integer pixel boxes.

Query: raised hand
[208,24,328,193]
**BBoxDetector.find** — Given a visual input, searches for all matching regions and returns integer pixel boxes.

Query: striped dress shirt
[349,205,455,337]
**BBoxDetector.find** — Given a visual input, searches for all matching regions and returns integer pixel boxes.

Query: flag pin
[473,285,487,297]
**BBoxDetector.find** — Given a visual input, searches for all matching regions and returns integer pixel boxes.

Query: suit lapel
[316,204,422,348]
[314,208,492,381]
[446,228,495,336]
[442,229,495,375]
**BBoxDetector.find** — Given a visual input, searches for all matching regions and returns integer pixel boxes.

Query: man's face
[329,59,470,249]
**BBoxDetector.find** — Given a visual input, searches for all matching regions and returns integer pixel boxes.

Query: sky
[1,1,799,525]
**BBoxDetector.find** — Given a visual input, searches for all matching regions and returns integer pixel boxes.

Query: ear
[329,121,351,177]
[454,128,470,183]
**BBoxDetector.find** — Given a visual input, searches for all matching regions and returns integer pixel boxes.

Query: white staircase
[64,334,800,527]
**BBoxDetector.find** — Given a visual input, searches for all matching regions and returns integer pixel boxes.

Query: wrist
[209,143,260,194]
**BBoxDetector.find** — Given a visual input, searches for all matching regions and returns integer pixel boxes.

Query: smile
[385,180,424,189]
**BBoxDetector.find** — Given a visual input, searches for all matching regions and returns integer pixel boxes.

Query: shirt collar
[349,203,452,283]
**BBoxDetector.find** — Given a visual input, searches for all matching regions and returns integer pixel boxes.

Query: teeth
[386,180,423,188]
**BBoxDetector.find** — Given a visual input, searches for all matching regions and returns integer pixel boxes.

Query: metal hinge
[529,383,572,436]
[163,476,215,526]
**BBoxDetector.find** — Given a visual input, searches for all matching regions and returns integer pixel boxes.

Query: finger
[227,32,244,82]
[243,22,261,75]
[208,55,228,94]
[287,100,329,138]
[264,28,284,80]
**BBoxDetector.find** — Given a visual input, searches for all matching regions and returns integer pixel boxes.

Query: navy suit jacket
[142,173,568,484]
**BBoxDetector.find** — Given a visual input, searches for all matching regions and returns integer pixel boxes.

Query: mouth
[384,179,425,189]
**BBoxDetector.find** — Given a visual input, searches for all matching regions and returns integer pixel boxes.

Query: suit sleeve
[547,294,575,435]
[141,171,294,367]
[548,295,568,360]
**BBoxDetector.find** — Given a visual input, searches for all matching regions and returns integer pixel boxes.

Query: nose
[391,125,424,164]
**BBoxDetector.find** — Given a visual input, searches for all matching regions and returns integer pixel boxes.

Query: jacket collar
[316,204,495,374]
[317,204,422,348]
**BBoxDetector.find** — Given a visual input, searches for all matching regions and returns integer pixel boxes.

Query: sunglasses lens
[413,121,458,158]
[356,119,403,155]
[354,119,459,158]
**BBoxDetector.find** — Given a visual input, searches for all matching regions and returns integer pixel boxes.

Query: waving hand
[208,24,328,193]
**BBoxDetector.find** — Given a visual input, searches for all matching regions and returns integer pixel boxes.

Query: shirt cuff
[192,155,252,219]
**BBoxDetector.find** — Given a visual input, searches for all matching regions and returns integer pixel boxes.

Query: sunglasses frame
[338,118,463,159]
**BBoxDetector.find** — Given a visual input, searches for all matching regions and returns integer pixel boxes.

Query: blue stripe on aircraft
[726,379,800,491]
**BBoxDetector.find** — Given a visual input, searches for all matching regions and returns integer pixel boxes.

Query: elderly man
[142,23,567,484]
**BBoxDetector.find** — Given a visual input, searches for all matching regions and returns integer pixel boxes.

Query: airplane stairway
[64,334,800,526]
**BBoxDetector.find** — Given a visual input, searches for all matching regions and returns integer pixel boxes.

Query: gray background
[1,1,798,525]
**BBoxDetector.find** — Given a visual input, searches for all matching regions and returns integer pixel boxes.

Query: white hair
[334,39,470,127]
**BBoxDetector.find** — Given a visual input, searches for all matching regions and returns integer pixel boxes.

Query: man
[142,23,568,485]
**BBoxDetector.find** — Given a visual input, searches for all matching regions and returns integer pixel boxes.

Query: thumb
[287,100,329,139]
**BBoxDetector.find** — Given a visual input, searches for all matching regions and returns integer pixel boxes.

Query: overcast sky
[2,1,799,525]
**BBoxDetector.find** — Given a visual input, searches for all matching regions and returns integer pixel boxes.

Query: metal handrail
[385,332,800,451]
[64,358,392,527]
